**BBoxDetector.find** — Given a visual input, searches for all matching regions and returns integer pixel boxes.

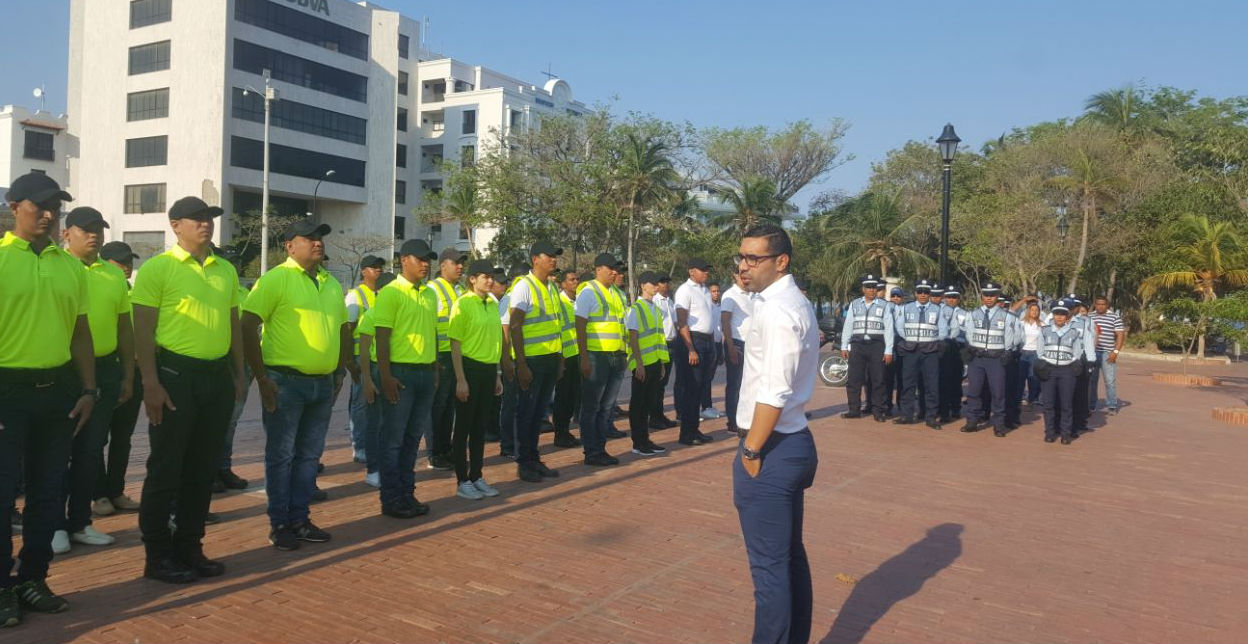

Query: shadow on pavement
[820,522,963,644]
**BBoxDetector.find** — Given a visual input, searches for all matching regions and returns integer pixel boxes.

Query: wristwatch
[1111,349,1120,355]
[741,445,762,461]
[81,388,100,401]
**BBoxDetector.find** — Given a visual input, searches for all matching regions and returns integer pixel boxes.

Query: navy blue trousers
[733,429,818,644]
[965,355,1006,428]
[899,347,940,422]
[1040,363,1078,439]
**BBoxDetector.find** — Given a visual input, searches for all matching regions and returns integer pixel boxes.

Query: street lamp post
[312,169,336,223]
[936,124,961,287]
[1056,207,1070,295]
[245,70,279,275]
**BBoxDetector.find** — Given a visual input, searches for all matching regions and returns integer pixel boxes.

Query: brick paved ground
[4,356,1248,643]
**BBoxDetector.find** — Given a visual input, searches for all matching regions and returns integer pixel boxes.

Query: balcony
[421,81,446,104]
[420,144,444,174]
[420,110,445,138]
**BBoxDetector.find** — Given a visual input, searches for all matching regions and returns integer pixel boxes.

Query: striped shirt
[1088,310,1124,352]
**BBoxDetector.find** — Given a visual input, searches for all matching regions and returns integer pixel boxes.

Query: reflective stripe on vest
[901,302,941,343]
[850,298,888,335]
[968,308,1008,349]
[518,274,562,356]
[559,293,579,358]
[431,277,461,352]
[628,299,669,370]
[584,280,625,352]
[1040,326,1082,366]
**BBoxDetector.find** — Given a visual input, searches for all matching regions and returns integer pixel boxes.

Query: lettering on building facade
[286,0,330,17]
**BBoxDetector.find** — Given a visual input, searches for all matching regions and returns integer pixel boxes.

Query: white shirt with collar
[654,292,677,341]
[737,274,819,435]
[720,283,753,342]
[674,278,715,335]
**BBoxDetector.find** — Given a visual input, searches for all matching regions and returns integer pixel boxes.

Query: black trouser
[725,339,746,430]
[453,358,495,483]
[846,340,886,415]
[701,344,723,410]
[883,346,901,412]
[62,354,122,533]
[515,353,561,466]
[138,352,233,561]
[629,361,664,449]
[430,351,456,459]
[938,342,964,419]
[673,334,717,441]
[1004,351,1022,425]
[1073,365,1091,432]
[97,367,141,501]
[651,340,678,422]
[552,354,581,434]
[0,364,78,587]
[965,353,1006,428]
[1040,363,1078,439]
[899,346,940,422]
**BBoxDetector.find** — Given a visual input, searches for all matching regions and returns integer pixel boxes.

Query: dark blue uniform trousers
[734,429,818,644]
[965,354,1006,428]
[899,347,940,421]
[1040,363,1078,439]
[1004,352,1022,426]
[938,342,963,419]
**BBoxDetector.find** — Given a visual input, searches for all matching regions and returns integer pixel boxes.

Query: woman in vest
[1033,299,1095,444]
[625,272,671,456]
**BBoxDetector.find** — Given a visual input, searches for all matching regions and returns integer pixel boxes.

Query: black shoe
[311,487,328,502]
[218,469,248,490]
[646,442,668,454]
[211,477,226,494]
[269,525,299,551]
[696,432,715,442]
[428,454,454,471]
[584,453,620,466]
[1060,436,1073,445]
[534,461,560,478]
[406,497,431,516]
[182,550,226,578]
[553,432,581,448]
[654,416,678,429]
[873,413,886,423]
[317,462,325,474]
[204,512,220,525]
[960,421,981,433]
[13,580,68,614]
[926,420,942,430]
[893,416,918,425]
[604,427,628,439]
[499,448,516,459]
[678,437,705,446]
[1005,422,1021,430]
[483,432,500,442]
[841,411,862,419]
[631,445,658,456]
[517,464,544,483]
[1044,436,1057,443]
[144,557,198,584]
[993,429,1007,437]
[0,586,20,627]
[292,521,331,543]
[539,419,555,433]
[381,504,418,519]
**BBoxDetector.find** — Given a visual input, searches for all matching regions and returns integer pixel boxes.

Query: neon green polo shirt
[243,257,347,375]
[0,232,88,368]
[448,292,502,364]
[372,274,437,365]
[356,307,378,362]
[83,258,131,357]
[130,244,240,360]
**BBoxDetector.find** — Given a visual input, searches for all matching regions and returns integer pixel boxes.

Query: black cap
[656,274,671,283]
[376,272,398,290]
[509,263,530,279]
[638,271,660,285]
[915,279,934,293]
[440,247,468,264]
[529,240,562,258]
[360,255,386,269]
[594,252,621,268]
[1065,293,1083,305]
[943,284,961,297]
[100,241,138,263]
[65,207,109,230]
[465,259,495,276]
[688,257,711,271]
[492,265,508,280]
[980,281,1001,295]
[398,238,437,260]
[284,219,331,241]
[1051,299,1073,314]
[5,172,72,205]
[168,196,223,221]
[861,274,880,288]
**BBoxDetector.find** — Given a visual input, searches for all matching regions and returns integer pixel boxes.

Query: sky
[2,0,1244,212]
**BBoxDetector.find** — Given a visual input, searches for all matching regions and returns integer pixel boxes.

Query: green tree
[702,120,850,203]
[709,176,785,238]
[611,128,681,296]
[809,191,936,299]
[1082,84,1143,130]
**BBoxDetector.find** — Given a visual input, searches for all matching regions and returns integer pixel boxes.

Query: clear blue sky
[2,0,1243,212]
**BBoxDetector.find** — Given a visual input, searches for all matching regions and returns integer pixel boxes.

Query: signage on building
[286,0,330,17]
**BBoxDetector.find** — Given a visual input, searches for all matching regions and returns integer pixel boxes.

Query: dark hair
[1094,295,1108,303]
[742,223,793,258]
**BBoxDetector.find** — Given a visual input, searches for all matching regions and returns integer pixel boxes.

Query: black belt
[0,362,73,386]
[851,336,883,344]
[158,349,229,373]
[267,365,332,378]
[391,361,436,371]
[95,351,119,365]
[690,331,714,341]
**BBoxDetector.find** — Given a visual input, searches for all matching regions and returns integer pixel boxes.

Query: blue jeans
[348,378,368,452]
[1092,351,1119,410]
[578,351,625,457]
[377,364,435,508]
[515,353,561,465]
[262,369,335,528]
[499,377,517,454]
[733,429,818,644]
[364,367,385,474]
[1019,350,1040,403]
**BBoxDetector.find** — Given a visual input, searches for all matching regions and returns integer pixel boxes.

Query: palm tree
[1083,85,1141,130]
[709,176,785,237]
[1139,214,1248,356]
[1045,131,1128,294]
[442,179,478,256]
[614,131,679,296]
[812,191,936,298]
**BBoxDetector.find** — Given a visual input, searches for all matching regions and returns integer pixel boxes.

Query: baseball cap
[466,259,495,276]
[529,240,562,258]
[687,257,711,271]
[5,172,72,205]
[100,241,139,263]
[360,255,386,269]
[594,252,621,268]
[65,206,109,230]
[439,247,468,264]
[283,219,331,241]
[168,196,223,221]
[890,287,905,297]
[638,271,660,285]
[398,239,437,260]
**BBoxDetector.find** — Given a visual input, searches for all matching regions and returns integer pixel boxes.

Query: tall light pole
[312,169,336,223]
[245,70,279,274]
[936,123,960,287]
[1056,206,1070,295]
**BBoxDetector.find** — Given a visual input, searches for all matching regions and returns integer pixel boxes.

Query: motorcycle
[817,316,849,387]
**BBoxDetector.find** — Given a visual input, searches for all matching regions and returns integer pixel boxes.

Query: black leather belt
[267,365,331,378]
[0,362,73,386]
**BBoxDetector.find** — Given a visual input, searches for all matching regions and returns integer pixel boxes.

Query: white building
[1,105,70,230]
[67,0,588,268]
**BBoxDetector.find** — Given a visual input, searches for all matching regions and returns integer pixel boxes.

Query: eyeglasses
[733,253,781,268]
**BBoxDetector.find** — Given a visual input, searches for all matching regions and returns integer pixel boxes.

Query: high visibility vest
[1039,325,1083,366]
[899,301,941,343]
[968,307,1008,350]
[583,280,625,352]
[351,284,377,356]
[559,291,579,358]
[517,274,562,357]
[849,297,889,336]
[628,299,669,370]
[430,276,462,353]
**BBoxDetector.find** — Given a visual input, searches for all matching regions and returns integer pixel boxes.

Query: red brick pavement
[4,356,1248,643]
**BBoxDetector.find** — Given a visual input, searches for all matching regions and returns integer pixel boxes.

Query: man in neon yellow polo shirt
[0,173,96,624]
[373,239,439,519]
[53,207,134,554]
[131,196,245,585]
[242,220,351,551]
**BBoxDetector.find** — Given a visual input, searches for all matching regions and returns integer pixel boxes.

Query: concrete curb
[1123,351,1232,365]
[1213,407,1248,426]
[1152,372,1222,387]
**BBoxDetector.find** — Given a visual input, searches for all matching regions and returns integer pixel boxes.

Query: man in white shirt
[733,224,819,644]
[673,257,718,445]
[701,283,725,419]
[720,271,753,434]
[651,276,679,429]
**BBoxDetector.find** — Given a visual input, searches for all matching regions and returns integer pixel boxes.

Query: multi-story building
[67,0,588,269]
[1,105,70,231]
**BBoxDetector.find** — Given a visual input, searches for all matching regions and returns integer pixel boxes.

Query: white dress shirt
[674,278,715,334]
[720,284,753,342]
[654,293,677,341]
[737,274,819,434]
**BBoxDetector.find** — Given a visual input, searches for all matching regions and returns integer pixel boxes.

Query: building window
[510,109,523,128]
[127,88,170,121]
[454,80,473,92]
[398,34,409,59]
[128,41,171,75]
[397,108,408,132]
[231,136,366,187]
[398,71,409,96]
[394,216,406,239]
[395,180,406,204]
[23,131,55,161]
[396,144,407,168]
[459,223,471,241]
[125,136,167,167]
[234,0,370,61]
[124,183,167,214]
[231,87,366,145]
[122,231,166,265]
[130,0,171,29]
[462,109,476,135]
[460,145,475,167]
[233,39,367,103]
[431,223,442,234]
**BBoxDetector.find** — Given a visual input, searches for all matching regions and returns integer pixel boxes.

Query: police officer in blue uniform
[999,295,1025,430]
[840,275,893,422]
[938,284,967,423]
[1034,299,1096,444]
[893,279,947,429]
[957,282,1017,436]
